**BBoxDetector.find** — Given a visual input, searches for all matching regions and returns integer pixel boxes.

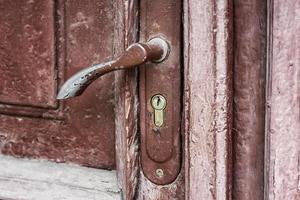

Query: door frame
[114,0,300,199]
[183,0,233,199]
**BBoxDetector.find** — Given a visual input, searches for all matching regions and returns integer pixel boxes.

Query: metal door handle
[57,38,169,99]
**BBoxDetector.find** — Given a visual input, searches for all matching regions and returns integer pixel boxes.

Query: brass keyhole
[151,94,167,127]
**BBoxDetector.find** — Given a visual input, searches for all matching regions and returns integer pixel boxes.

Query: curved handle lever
[57,38,169,99]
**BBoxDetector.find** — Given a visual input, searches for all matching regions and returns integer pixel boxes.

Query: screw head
[155,168,164,178]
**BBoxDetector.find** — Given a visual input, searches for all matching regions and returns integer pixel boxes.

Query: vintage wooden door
[0,0,116,169]
[0,0,118,199]
[1,0,299,200]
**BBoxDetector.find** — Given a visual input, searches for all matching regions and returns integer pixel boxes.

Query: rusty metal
[57,38,169,99]
[139,0,182,186]
[155,168,164,178]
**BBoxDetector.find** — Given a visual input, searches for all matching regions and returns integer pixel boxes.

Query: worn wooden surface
[184,0,233,199]
[0,0,116,169]
[265,0,300,199]
[232,0,267,199]
[0,0,56,108]
[114,0,140,199]
[0,155,121,200]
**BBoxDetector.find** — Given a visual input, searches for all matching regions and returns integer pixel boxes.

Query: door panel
[0,0,56,108]
[0,0,116,169]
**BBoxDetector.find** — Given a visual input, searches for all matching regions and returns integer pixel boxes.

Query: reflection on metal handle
[57,38,169,100]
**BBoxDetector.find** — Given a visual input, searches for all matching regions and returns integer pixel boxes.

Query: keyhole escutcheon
[151,94,167,127]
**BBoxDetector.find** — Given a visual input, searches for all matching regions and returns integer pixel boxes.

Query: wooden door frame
[114,0,233,199]
[183,0,300,199]
[183,0,233,199]
[264,0,300,199]
[112,0,300,199]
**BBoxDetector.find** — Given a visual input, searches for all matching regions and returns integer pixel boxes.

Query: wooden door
[0,0,116,168]
[0,1,122,199]
[1,0,299,200]
[0,0,184,199]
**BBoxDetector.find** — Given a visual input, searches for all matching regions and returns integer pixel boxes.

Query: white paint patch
[0,155,121,200]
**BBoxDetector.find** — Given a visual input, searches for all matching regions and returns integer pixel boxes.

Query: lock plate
[139,0,182,185]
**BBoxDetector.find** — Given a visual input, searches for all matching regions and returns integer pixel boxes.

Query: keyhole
[151,94,167,127]
[156,97,161,107]
[151,94,166,110]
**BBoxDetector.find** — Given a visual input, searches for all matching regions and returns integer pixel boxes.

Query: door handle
[57,36,181,185]
[57,37,169,99]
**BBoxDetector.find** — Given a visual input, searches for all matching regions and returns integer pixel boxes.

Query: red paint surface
[0,0,116,169]
[0,0,56,108]
[233,0,267,199]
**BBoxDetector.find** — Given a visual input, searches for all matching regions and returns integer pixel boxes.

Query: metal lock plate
[139,0,182,185]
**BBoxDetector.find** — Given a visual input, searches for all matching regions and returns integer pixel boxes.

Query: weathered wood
[137,173,184,200]
[0,0,55,107]
[0,155,121,200]
[183,0,233,199]
[232,1,267,199]
[265,0,300,199]
[0,0,116,169]
[114,0,140,199]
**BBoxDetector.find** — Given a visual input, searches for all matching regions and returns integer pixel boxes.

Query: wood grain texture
[137,173,184,200]
[0,0,116,169]
[265,0,300,199]
[0,155,121,200]
[0,0,56,108]
[232,1,267,199]
[184,0,233,199]
[114,0,140,199]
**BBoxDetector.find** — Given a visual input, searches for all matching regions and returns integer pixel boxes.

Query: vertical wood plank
[184,0,233,199]
[232,1,267,199]
[114,0,139,199]
[266,0,300,199]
